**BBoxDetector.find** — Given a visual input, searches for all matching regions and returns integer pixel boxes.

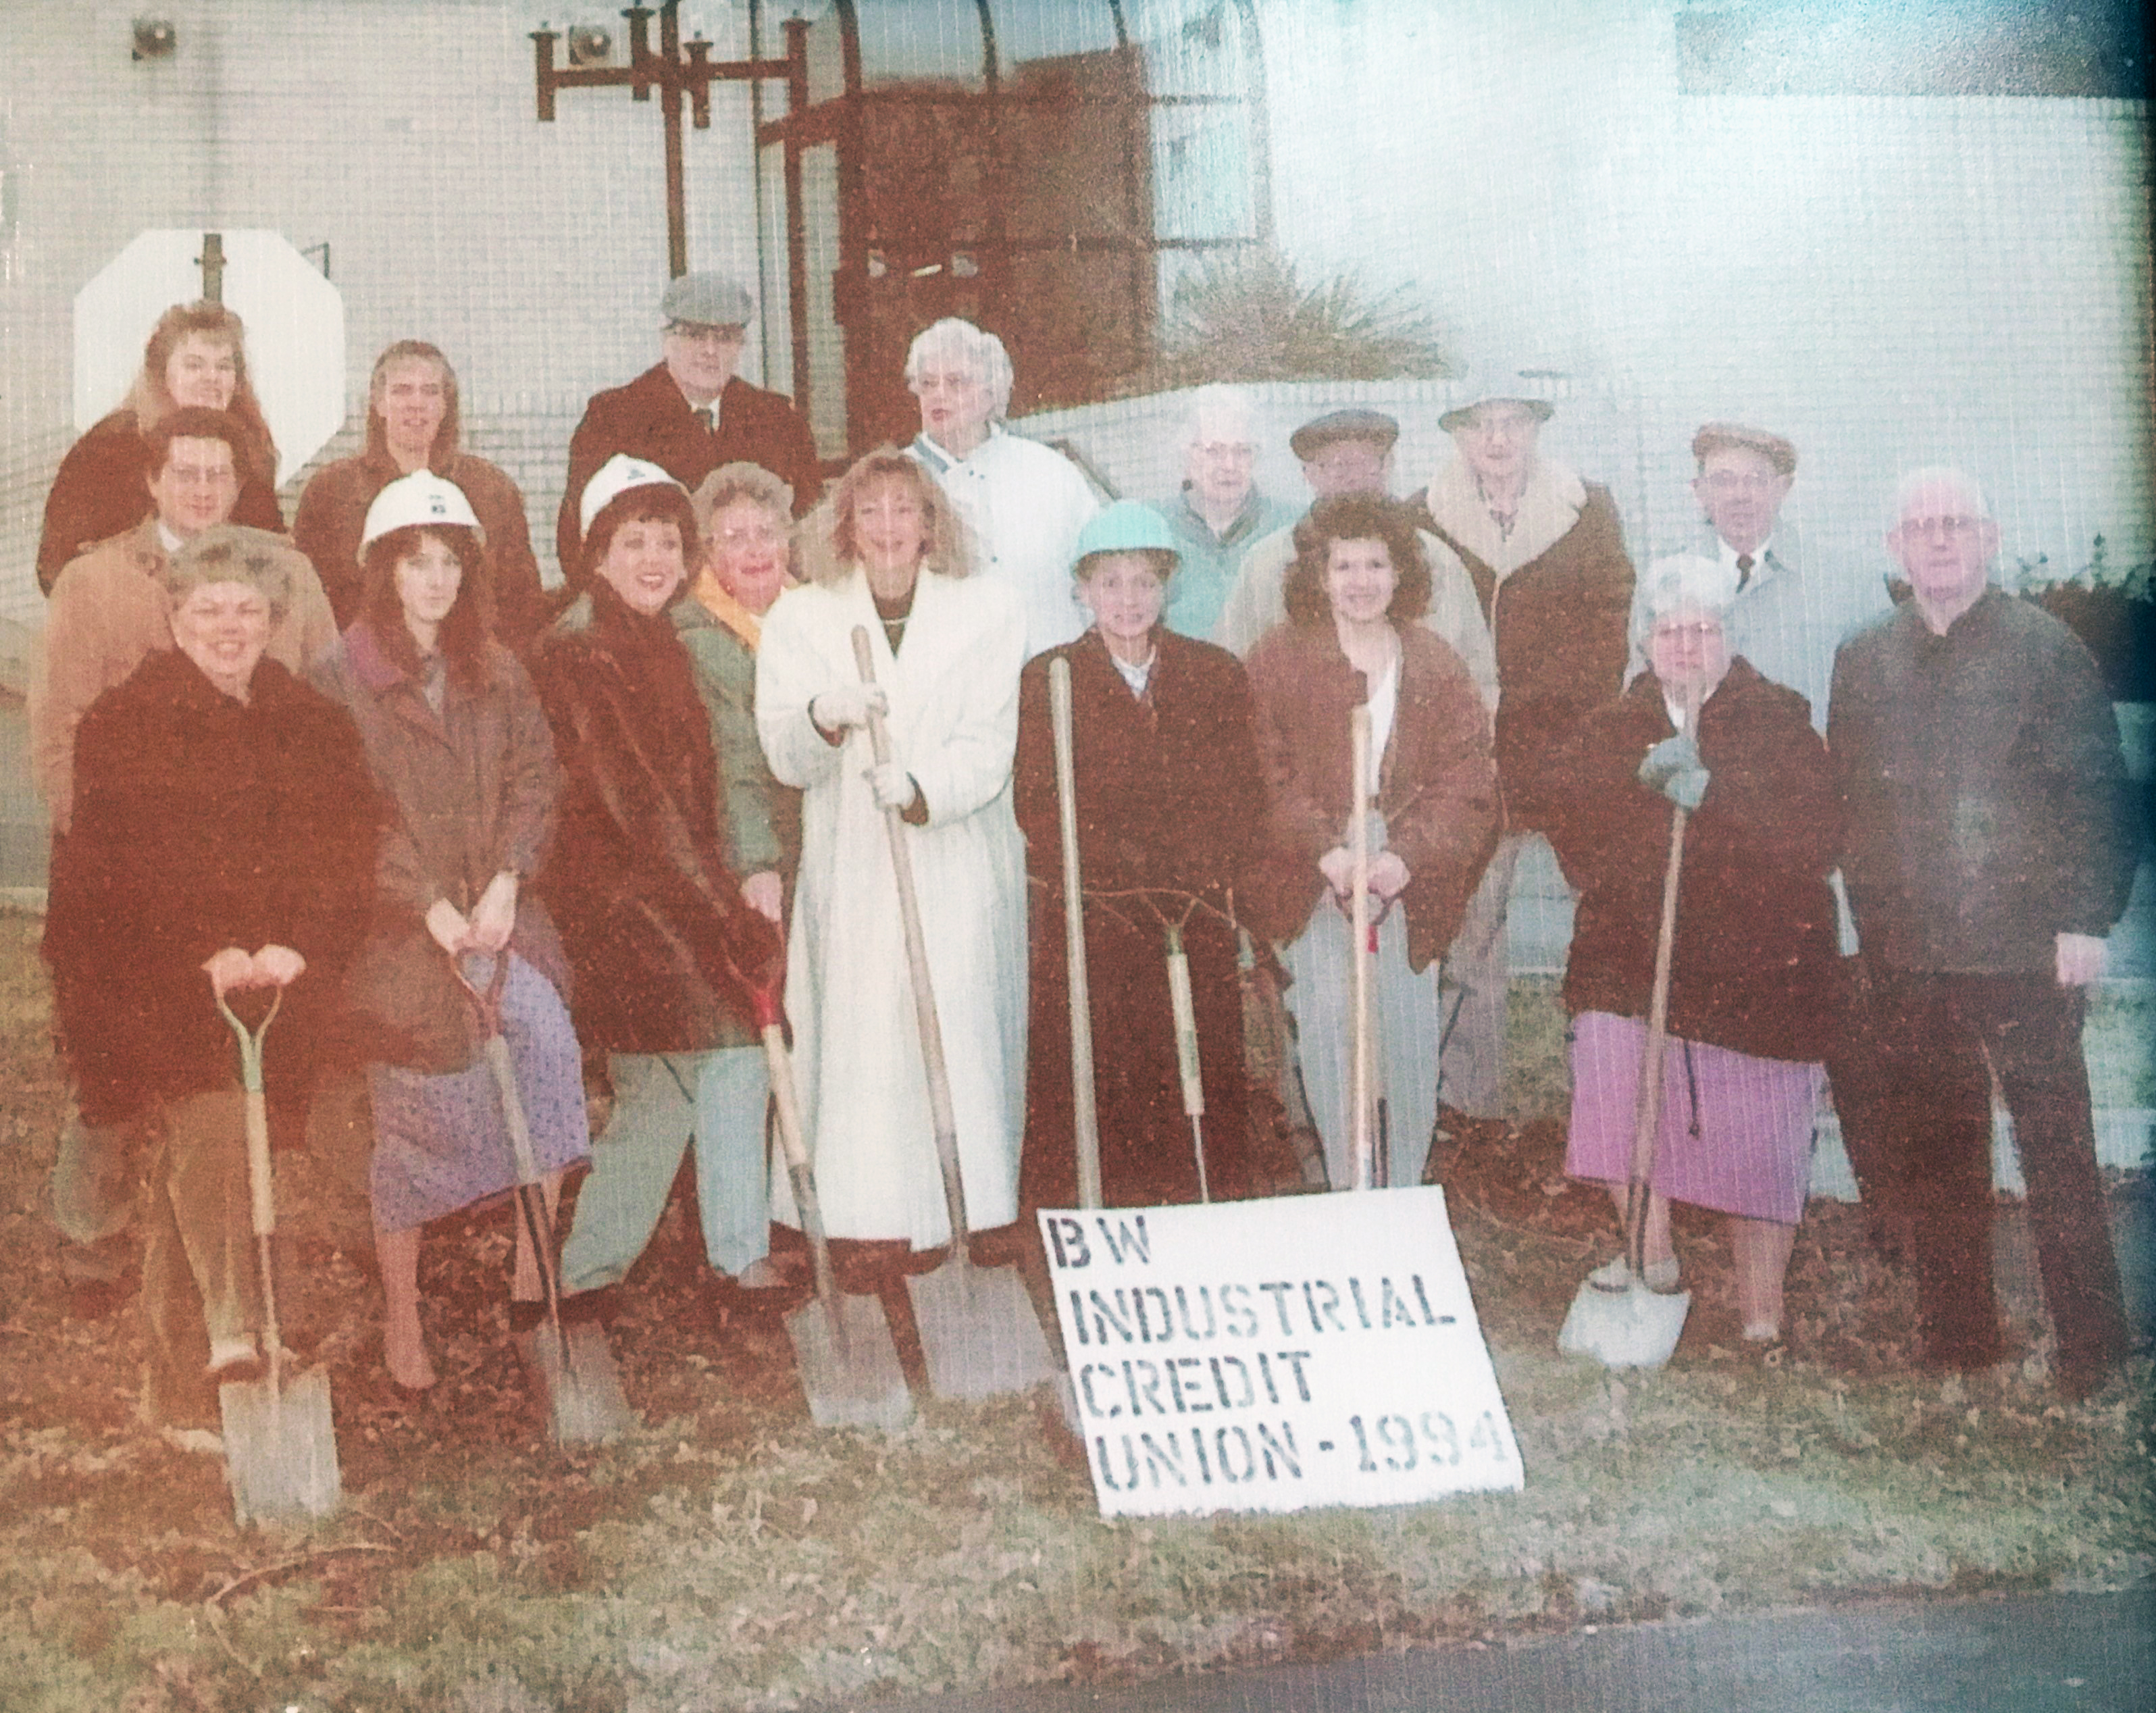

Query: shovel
[750,965,912,1430]
[454,953,634,1444]
[1348,706,1381,1192]
[1048,657,1098,1434]
[852,625,1058,1400]
[1558,705,1697,1370]
[215,986,341,1523]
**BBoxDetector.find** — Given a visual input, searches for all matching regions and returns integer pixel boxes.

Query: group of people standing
[28,273,2140,1448]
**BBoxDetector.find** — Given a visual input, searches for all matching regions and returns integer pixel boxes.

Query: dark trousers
[1870,968,2129,1382]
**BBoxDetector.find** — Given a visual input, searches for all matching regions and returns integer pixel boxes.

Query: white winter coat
[908,426,1101,658]
[755,568,1030,1246]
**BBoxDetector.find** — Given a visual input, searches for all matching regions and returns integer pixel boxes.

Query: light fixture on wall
[132,16,176,60]
[567,23,614,66]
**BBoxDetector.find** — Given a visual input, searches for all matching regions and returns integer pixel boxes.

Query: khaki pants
[138,1088,265,1429]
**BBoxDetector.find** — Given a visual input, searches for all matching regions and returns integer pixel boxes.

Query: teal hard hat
[1071,501,1179,577]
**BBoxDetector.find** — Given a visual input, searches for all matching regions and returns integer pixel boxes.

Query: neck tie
[697,405,717,435]
[1735,553,1755,589]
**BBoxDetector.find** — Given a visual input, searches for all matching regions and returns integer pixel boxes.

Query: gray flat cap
[1289,408,1400,461]
[661,272,752,329]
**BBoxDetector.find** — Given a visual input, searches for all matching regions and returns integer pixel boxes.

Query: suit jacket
[38,411,283,594]
[556,365,821,587]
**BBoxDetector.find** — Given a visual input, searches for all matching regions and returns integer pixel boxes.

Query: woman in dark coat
[1015,502,1266,1208]
[1247,496,1499,1190]
[313,471,589,1391]
[1547,555,1841,1343]
[43,525,379,1441]
[530,455,784,1315]
[38,301,283,592]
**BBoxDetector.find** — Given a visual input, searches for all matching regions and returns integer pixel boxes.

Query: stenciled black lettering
[1139,1431,1188,1486]
[1048,1215,1090,1269]
[1214,1424,1256,1483]
[1175,1284,1217,1341]
[1210,1354,1254,1410]
[1256,1421,1302,1479]
[1096,1214,1152,1265]
[1219,1282,1260,1337]
[1095,1434,1138,1491]
[1346,1276,1373,1329]
[1274,1349,1314,1402]
[1302,1279,1347,1333]
[1257,1281,1296,1335]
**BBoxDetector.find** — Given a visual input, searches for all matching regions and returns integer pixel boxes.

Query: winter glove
[867,761,921,813]
[1637,733,1701,787]
[811,683,888,735]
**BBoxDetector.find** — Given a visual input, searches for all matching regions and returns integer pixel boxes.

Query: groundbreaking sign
[1040,1185,1522,1517]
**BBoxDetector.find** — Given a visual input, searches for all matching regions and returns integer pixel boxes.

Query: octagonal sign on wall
[75,230,345,487]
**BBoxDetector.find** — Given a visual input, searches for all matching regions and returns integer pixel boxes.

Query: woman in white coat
[755,449,1029,1250]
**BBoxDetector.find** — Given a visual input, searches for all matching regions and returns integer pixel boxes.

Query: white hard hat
[360,471,484,551]
[580,454,684,536]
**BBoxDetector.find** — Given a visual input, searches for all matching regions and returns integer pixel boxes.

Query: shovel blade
[220,1366,341,1523]
[517,1321,636,1444]
[1558,1279,1692,1371]
[906,1258,1058,1401]
[785,1292,914,1431]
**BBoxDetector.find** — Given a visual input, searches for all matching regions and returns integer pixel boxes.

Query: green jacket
[671,597,801,890]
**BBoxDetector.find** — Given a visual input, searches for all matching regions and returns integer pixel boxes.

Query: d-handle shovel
[748,965,913,1431]
[1558,699,1698,1371]
[453,953,634,1444]
[852,626,1057,1400]
[214,986,342,1523]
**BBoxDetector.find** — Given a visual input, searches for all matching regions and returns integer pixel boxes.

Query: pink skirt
[1565,1011,1822,1225]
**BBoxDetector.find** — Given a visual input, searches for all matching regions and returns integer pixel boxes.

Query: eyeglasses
[715,525,783,550]
[1896,515,1984,538]
[1699,471,1780,496]
[667,322,745,346]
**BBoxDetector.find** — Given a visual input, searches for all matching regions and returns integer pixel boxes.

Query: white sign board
[1040,1185,1523,1518]
[75,230,346,486]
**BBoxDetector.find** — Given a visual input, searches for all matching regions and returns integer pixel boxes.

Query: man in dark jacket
[1830,466,2139,1399]
[555,273,821,590]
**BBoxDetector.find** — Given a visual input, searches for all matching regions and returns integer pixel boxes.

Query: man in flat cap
[1414,364,1635,1152]
[1212,407,1493,702]
[1641,421,1878,733]
[557,272,821,592]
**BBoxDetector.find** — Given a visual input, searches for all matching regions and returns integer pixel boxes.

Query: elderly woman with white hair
[1157,384,1294,642]
[1547,555,1841,1346]
[904,317,1100,657]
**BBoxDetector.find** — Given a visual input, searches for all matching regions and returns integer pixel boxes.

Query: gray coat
[313,621,569,1071]
[1828,587,2139,974]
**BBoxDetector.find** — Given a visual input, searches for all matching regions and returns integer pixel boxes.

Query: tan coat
[30,521,338,832]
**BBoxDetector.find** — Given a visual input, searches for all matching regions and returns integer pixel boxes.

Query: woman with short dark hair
[530,456,784,1319]
[313,471,588,1391]
[1246,494,1499,1189]
[38,301,283,592]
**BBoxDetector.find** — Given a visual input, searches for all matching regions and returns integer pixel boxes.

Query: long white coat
[755,569,1029,1246]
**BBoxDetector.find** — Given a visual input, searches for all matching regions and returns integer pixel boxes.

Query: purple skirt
[369,954,591,1233]
[1564,1011,1822,1225]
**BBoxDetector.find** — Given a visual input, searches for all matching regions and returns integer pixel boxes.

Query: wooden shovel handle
[1050,657,1103,1208]
[1624,690,1699,1277]
[761,1023,842,1320]
[851,627,971,1251]
[1349,705,1375,1192]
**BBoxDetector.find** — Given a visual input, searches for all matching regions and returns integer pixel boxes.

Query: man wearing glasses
[557,273,821,592]
[1829,467,2138,1400]
[1638,421,1866,733]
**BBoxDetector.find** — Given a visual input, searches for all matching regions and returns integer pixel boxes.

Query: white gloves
[867,761,920,813]
[811,684,888,734]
